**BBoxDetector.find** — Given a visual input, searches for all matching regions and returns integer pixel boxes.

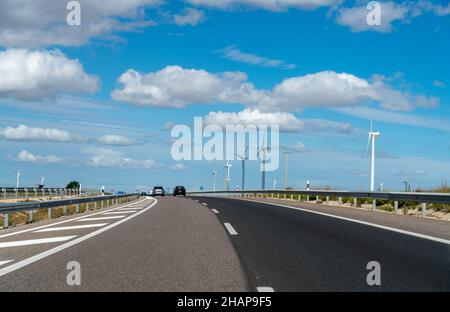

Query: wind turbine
[257,130,270,190]
[16,170,21,188]
[236,145,249,191]
[224,161,232,191]
[273,178,277,190]
[212,170,218,192]
[366,121,380,192]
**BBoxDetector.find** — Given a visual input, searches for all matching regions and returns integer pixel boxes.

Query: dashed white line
[212,209,219,214]
[0,236,77,249]
[202,203,208,206]
[103,211,137,215]
[257,287,275,292]
[0,260,13,266]
[34,224,108,233]
[224,223,238,235]
[0,199,158,277]
[77,216,125,221]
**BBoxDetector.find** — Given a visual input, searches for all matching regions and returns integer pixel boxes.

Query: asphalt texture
[0,197,247,291]
[195,196,450,292]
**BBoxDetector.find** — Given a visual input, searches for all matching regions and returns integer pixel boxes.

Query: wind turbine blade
[370,120,373,133]
[365,134,371,157]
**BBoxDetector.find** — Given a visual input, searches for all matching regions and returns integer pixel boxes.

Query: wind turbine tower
[236,145,249,191]
[225,161,232,191]
[366,121,380,192]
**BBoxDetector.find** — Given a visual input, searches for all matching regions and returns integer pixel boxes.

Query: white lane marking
[224,223,238,235]
[0,198,150,239]
[202,203,208,206]
[0,199,158,277]
[77,216,125,221]
[103,211,137,215]
[257,287,275,292]
[33,224,108,233]
[239,198,450,246]
[212,209,219,214]
[0,236,76,249]
[0,260,13,266]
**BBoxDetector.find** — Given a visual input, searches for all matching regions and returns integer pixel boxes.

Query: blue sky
[0,0,449,192]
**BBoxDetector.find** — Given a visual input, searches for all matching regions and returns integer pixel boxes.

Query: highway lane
[197,197,450,292]
[0,197,247,291]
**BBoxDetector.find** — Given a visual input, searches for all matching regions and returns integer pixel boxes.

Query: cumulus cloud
[185,0,338,11]
[0,49,100,101]
[0,0,161,48]
[84,147,158,169]
[336,1,450,33]
[216,46,296,69]
[203,109,354,133]
[0,124,82,142]
[173,8,205,26]
[170,163,187,171]
[112,66,437,112]
[281,142,309,153]
[97,134,137,146]
[15,150,64,164]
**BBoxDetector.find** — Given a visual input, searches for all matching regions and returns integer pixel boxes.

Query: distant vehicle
[148,190,153,196]
[116,191,126,195]
[140,192,147,196]
[152,186,165,196]
[173,186,186,197]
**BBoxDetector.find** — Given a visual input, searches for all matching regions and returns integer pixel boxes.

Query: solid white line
[0,236,76,249]
[224,223,238,235]
[0,199,157,277]
[0,198,150,239]
[77,216,125,221]
[103,211,137,215]
[0,260,13,266]
[212,209,219,214]
[257,287,275,292]
[239,198,450,245]
[34,224,108,233]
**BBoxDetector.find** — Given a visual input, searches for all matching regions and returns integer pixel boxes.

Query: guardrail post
[3,213,9,228]
[372,200,376,211]
[48,208,52,219]
[394,201,399,214]
[421,203,427,217]
[25,188,28,199]
[14,188,18,198]
[354,198,358,207]
[76,204,80,213]
[326,196,329,203]
[28,209,33,223]
[338,197,342,204]
[63,205,67,216]
[94,201,97,209]
[306,195,310,202]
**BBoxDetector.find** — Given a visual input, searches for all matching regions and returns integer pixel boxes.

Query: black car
[173,186,186,197]
[153,186,166,196]
[140,192,147,196]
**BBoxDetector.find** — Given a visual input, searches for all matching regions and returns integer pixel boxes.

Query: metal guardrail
[0,193,139,228]
[0,187,100,199]
[188,189,450,216]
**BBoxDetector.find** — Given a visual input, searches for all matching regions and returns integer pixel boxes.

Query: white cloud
[170,163,187,171]
[216,46,296,69]
[185,0,337,11]
[112,65,437,112]
[0,124,82,142]
[173,8,205,26]
[0,49,100,101]
[0,0,161,48]
[337,2,408,33]
[336,1,450,33]
[84,147,158,169]
[281,142,309,153]
[203,108,354,133]
[97,134,137,146]
[15,150,64,164]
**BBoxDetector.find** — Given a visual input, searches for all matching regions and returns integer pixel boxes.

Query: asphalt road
[195,196,450,292]
[1,195,449,291]
[0,197,247,291]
